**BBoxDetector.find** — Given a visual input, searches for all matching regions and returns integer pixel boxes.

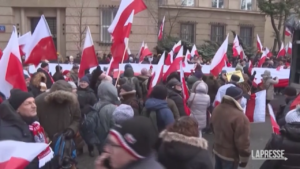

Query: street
[77,96,285,169]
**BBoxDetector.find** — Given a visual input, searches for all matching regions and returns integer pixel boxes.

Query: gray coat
[188,81,210,130]
[262,77,279,101]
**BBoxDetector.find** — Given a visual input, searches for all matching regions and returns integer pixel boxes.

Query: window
[240,26,253,46]
[241,0,252,10]
[182,0,194,6]
[180,24,195,43]
[210,25,225,44]
[101,8,117,44]
[212,0,224,8]
[30,17,57,50]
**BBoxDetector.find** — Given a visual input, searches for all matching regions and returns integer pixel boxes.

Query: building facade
[0,0,272,59]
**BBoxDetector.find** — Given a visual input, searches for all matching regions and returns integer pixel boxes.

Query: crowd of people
[0,52,299,169]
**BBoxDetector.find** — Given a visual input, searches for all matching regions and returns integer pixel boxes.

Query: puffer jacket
[188,81,210,130]
[81,82,119,151]
[260,123,300,169]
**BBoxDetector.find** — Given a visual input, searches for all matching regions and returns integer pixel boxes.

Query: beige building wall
[0,0,158,58]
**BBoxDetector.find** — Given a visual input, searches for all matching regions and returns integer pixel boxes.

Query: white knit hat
[285,105,300,123]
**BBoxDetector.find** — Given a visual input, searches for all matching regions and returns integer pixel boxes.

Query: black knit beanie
[109,116,158,159]
[150,85,168,100]
[8,89,34,111]
[225,86,243,100]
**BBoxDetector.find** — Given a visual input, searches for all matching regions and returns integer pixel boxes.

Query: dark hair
[167,116,199,137]
[150,85,168,100]
[284,86,297,97]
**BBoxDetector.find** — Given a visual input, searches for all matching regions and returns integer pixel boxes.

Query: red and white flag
[173,40,181,53]
[0,26,27,98]
[191,44,199,57]
[18,31,31,57]
[276,65,284,71]
[0,48,2,60]
[78,26,98,79]
[277,42,286,58]
[147,51,165,96]
[248,60,253,74]
[24,15,57,66]
[286,42,292,55]
[267,104,280,134]
[256,34,263,52]
[245,90,266,123]
[158,16,165,40]
[180,60,190,116]
[165,50,173,65]
[285,27,292,37]
[164,46,184,80]
[258,50,268,67]
[184,49,191,65]
[239,46,247,60]
[232,35,241,57]
[140,43,152,61]
[265,47,273,57]
[0,140,50,169]
[210,34,229,76]
[137,41,145,62]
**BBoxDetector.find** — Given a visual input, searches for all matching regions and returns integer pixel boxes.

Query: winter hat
[109,116,158,159]
[284,86,297,97]
[40,62,48,68]
[235,65,243,72]
[221,70,227,74]
[194,69,203,79]
[113,104,134,124]
[120,84,136,96]
[150,85,168,100]
[230,74,240,83]
[8,89,34,111]
[225,86,243,100]
[285,106,300,123]
[141,68,149,76]
[166,78,181,88]
[63,70,70,76]
[124,64,133,70]
[80,76,90,84]
[68,81,77,89]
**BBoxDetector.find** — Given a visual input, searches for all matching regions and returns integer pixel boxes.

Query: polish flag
[138,41,145,62]
[191,44,199,57]
[276,65,284,71]
[285,27,292,37]
[258,50,268,67]
[184,49,191,65]
[265,47,273,57]
[147,51,165,96]
[108,0,146,38]
[256,34,263,52]
[277,42,286,58]
[210,34,229,76]
[18,32,31,57]
[239,46,247,60]
[164,46,184,80]
[232,35,241,57]
[0,48,2,59]
[23,15,57,66]
[78,27,98,79]
[140,43,152,60]
[248,60,253,74]
[286,42,292,55]
[0,140,50,169]
[0,26,27,98]
[173,40,181,53]
[245,90,266,123]
[180,60,190,116]
[158,16,165,40]
[267,104,280,134]
[165,50,174,65]
[107,57,118,76]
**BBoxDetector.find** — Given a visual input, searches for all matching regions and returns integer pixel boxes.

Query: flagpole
[114,46,128,87]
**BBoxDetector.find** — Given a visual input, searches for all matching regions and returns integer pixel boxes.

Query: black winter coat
[167,89,186,116]
[158,130,213,169]
[52,72,65,82]
[77,87,97,115]
[0,100,39,169]
[276,96,297,127]
[260,123,300,169]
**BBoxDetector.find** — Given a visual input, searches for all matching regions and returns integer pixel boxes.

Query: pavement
[77,95,285,169]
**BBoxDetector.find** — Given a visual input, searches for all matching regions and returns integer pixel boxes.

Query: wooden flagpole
[114,46,128,87]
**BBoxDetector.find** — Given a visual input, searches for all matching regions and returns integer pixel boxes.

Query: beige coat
[262,77,279,101]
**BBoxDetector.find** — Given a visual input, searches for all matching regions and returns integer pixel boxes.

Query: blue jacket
[145,98,175,132]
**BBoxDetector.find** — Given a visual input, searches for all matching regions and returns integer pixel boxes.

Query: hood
[159,130,208,162]
[220,95,243,111]
[97,82,119,104]
[45,80,77,104]
[124,64,132,70]
[31,72,47,88]
[0,100,23,123]
[195,81,208,94]
[281,123,300,141]
[124,68,134,77]
[145,98,169,111]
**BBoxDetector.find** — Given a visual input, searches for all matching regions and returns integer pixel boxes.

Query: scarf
[29,121,54,168]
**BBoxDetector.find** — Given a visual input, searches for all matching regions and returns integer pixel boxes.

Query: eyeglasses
[105,139,123,149]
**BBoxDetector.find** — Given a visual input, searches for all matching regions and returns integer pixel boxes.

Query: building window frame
[100,7,117,45]
[181,0,194,6]
[212,0,224,8]
[210,23,226,44]
[240,0,252,10]
[239,25,254,47]
[180,23,195,43]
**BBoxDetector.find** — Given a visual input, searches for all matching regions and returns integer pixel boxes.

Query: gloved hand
[63,129,75,139]
[239,162,247,168]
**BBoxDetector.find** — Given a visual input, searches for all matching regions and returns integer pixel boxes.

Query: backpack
[140,79,148,95]
[123,77,136,90]
[52,133,77,169]
[142,109,158,132]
